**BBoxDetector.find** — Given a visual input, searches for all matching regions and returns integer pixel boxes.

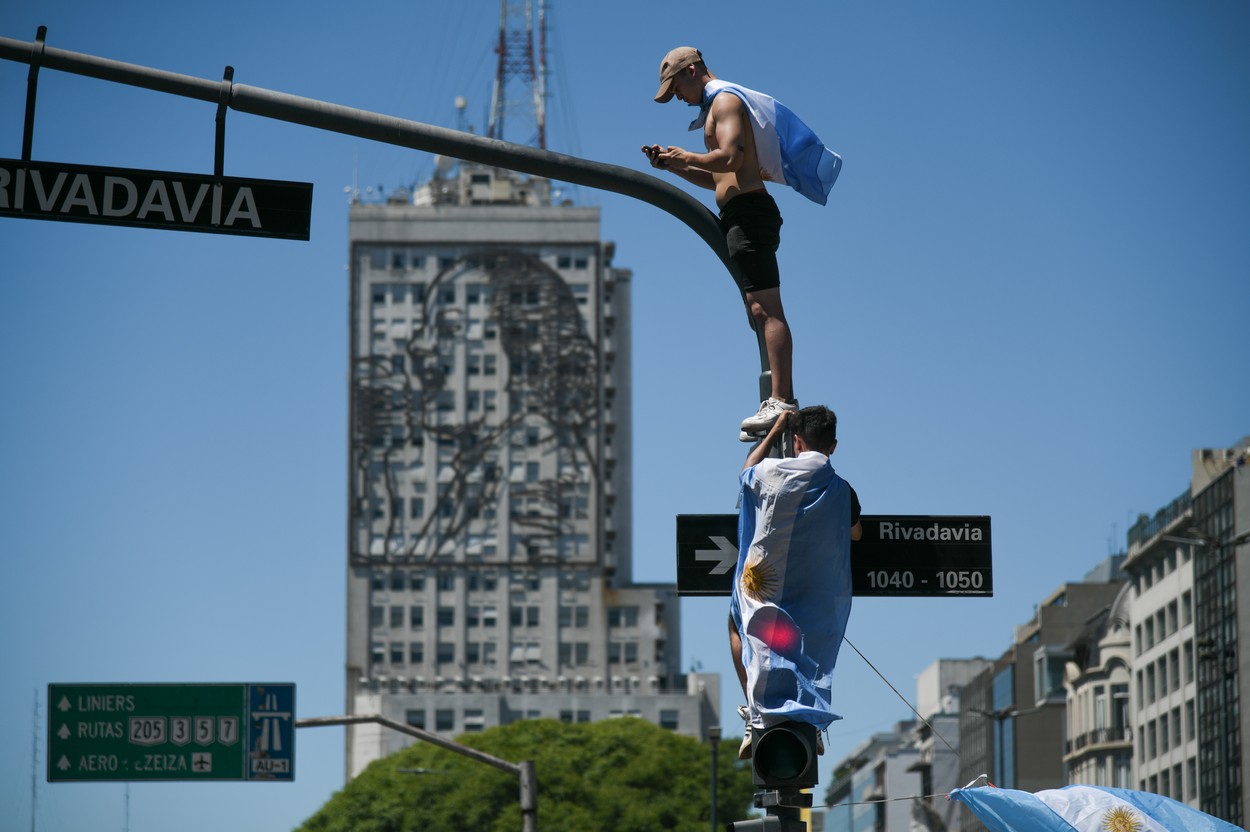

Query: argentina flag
[732,453,854,729]
[950,785,1243,832]
[691,79,842,205]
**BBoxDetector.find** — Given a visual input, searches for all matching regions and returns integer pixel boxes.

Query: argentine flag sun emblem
[740,555,779,601]
[1102,806,1142,832]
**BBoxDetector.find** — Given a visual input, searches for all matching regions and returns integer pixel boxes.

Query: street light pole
[709,726,721,832]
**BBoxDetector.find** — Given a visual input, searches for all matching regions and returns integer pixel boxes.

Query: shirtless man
[644,46,796,438]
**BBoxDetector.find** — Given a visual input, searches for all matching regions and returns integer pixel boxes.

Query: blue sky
[2,2,1248,830]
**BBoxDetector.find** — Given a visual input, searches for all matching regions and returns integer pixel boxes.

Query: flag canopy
[950,784,1242,832]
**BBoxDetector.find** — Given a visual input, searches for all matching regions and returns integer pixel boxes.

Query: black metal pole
[709,726,721,832]
[20,26,46,161]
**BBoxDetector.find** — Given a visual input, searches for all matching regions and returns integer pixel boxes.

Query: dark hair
[792,405,837,451]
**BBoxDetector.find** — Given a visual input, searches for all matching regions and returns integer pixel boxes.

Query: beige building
[342,162,717,779]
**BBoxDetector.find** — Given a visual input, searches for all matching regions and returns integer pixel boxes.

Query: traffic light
[751,721,819,789]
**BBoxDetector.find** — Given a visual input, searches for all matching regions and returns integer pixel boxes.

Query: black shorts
[718,190,783,293]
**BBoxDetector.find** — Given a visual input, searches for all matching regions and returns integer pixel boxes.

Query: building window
[390,606,404,629]
[390,571,406,591]
[371,642,385,666]
[390,642,405,665]
[406,710,425,729]
[437,573,455,591]
[409,642,424,664]
[609,606,639,628]
[370,605,384,629]
[437,643,455,664]
[436,709,454,732]
[438,607,455,627]
[1032,647,1070,704]
[660,710,680,731]
[410,605,425,629]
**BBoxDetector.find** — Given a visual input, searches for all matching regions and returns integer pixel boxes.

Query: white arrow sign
[57,696,71,712]
[695,536,737,575]
[57,756,71,771]
[57,724,70,740]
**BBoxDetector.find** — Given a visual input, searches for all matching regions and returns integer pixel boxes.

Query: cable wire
[842,635,960,759]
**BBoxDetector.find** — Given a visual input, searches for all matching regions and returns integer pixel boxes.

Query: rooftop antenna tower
[487,0,547,149]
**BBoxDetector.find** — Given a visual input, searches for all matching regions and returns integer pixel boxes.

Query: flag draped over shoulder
[732,453,853,730]
[690,79,842,205]
[950,785,1243,832]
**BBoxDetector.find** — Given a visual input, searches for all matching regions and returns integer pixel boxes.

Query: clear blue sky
[2,2,1247,830]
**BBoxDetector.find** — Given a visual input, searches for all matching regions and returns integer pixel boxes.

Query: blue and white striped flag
[733,453,854,729]
[950,785,1242,832]
[690,80,842,205]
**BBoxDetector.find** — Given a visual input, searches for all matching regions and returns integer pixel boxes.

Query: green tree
[297,717,756,832]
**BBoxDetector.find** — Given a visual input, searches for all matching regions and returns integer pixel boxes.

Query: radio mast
[487,0,547,149]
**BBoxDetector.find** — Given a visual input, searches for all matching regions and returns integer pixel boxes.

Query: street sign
[677,514,993,598]
[1,159,313,239]
[47,683,295,782]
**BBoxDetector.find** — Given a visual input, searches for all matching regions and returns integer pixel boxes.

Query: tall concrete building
[342,162,717,779]
[1121,437,1250,826]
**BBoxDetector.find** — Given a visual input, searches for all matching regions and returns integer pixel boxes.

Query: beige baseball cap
[654,46,702,103]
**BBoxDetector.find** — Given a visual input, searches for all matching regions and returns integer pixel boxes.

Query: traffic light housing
[725,815,805,832]
[751,721,819,789]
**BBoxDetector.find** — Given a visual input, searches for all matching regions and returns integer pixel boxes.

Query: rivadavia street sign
[677,514,992,598]
[1,159,312,240]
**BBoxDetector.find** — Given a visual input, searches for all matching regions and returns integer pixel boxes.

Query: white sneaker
[740,398,797,433]
[736,705,753,759]
[739,429,764,443]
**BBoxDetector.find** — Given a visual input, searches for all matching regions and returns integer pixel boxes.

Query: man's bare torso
[706,92,768,208]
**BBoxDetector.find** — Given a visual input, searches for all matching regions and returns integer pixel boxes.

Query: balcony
[1065,726,1131,755]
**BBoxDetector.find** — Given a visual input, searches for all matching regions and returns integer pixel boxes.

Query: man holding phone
[644,47,840,439]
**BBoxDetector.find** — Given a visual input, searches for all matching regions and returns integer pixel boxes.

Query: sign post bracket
[21,25,46,161]
[214,65,233,179]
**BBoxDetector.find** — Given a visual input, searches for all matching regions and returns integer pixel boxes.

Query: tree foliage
[297,717,756,832]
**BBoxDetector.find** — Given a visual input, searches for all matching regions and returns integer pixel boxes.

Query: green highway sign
[47,683,295,782]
